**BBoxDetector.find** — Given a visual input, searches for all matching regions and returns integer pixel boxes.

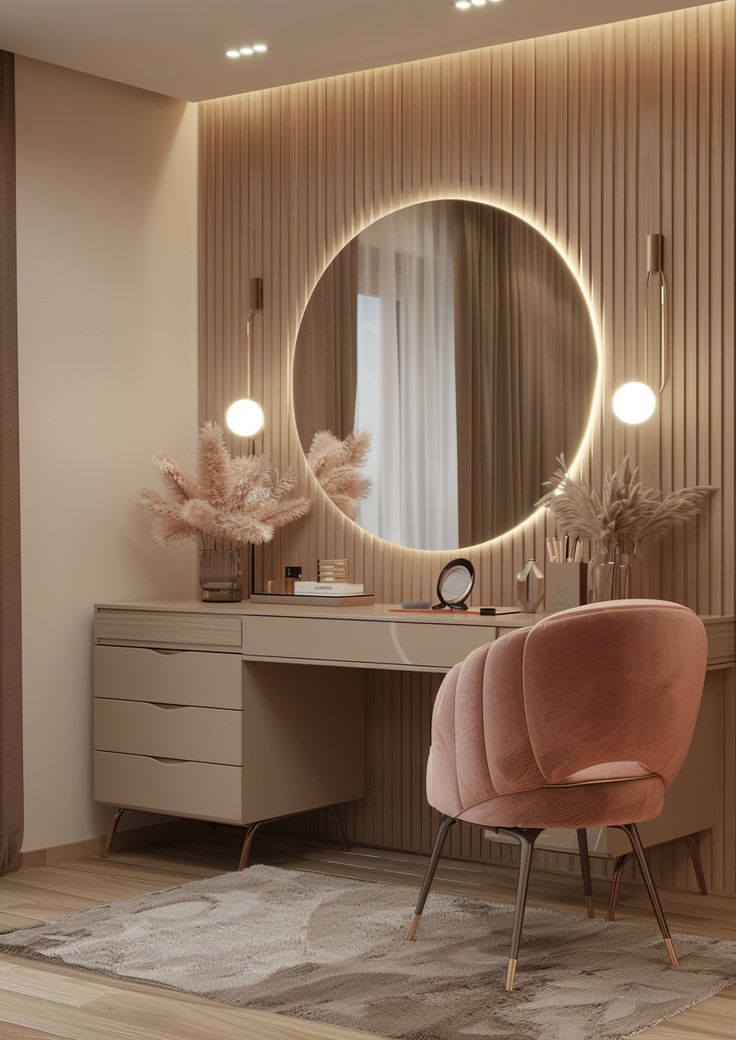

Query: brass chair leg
[238,820,266,870]
[101,807,125,859]
[328,803,350,852]
[406,815,456,941]
[619,824,679,967]
[497,828,543,991]
[576,829,595,918]
[607,851,632,921]
[683,834,708,896]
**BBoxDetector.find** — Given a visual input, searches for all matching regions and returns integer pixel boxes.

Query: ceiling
[0,0,715,102]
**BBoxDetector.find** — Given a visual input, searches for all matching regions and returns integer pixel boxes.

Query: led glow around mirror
[612,381,657,425]
[293,199,598,552]
[225,399,265,438]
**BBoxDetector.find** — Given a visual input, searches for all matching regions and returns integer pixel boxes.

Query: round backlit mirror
[433,558,475,611]
[293,198,598,551]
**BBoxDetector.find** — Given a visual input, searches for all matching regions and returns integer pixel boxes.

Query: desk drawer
[93,646,242,709]
[95,609,242,651]
[243,616,495,670]
[94,699,242,766]
[94,751,242,823]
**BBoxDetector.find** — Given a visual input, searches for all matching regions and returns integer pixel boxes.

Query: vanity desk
[93,600,734,891]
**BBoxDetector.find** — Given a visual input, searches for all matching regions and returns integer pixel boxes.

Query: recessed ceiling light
[471,0,487,6]
[455,0,471,7]
[225,42,269,59]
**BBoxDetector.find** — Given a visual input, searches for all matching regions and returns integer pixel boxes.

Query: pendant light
[225,277,265,438]
[612,234,668,424]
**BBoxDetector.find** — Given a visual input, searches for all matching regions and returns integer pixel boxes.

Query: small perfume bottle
[283,565,302,595]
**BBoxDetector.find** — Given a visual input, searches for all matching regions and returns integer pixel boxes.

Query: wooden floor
[0,830,735,1039]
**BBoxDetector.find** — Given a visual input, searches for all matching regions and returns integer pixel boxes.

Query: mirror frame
[290,195,602,554]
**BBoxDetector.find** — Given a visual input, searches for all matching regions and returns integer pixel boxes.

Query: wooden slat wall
[199,3,736,893]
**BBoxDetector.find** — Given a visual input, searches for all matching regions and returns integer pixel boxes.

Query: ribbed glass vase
[587,540,636,602]
[198,547,243,602]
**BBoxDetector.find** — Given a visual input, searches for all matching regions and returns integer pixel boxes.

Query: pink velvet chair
[406,600,708,991]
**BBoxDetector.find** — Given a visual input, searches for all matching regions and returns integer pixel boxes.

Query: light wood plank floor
[0,831,734,1039]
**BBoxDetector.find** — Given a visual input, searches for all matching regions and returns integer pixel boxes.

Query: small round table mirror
[433,558,475,611]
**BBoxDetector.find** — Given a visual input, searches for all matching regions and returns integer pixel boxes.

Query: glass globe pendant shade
[225,398,265,438]
[611,381,657,425]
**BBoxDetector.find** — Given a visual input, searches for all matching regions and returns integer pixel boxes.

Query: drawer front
[243,616,495,670]
[393,623,496,669]
[94,751,242,823]
[94,699,242,766]
[93,645,242,709]
[95,609,242,651]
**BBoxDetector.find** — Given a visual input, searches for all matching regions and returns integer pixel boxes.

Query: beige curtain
[454,203,595,545]
[0,50,24,874]
[293,239,358,450]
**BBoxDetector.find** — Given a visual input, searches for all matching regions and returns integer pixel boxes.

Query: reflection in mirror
[294,200,597,551]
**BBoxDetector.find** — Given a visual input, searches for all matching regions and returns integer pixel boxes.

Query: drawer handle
[150,702,189,710]
[147,756,185,765]
[148,648,185,656]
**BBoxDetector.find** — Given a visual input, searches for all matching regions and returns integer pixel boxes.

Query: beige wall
[15,58,199,851]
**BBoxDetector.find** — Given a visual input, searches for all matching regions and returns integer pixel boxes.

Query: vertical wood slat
[199,5,736,892]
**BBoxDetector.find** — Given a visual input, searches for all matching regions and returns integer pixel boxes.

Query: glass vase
[587,543,636,603]
[198,547,243,602]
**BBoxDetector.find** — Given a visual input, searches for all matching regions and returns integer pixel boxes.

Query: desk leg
[683,834,708,895]
[329,804,350,852]
[607,853,632,921]
[608,833,708,920]
[238,821,265,871]
[101,807,125,859]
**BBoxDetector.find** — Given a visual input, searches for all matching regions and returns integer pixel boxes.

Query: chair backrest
[428,600,707,812]
[518,600,707,788]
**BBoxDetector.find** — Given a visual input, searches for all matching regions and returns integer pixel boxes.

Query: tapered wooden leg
[576,829,595,918]
[683,835,708,896]
[620,824,679,967]
[328,804,350,852]
[607,852,632,921]
[101,807,125,859]
[238,821,266,870]
[406,815,455,941]
[497,828,543,991]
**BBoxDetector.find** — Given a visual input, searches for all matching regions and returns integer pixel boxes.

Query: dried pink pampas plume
[140,421,311,548]
[307,429,372,521]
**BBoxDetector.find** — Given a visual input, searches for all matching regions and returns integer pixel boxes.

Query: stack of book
[292,581,372,606]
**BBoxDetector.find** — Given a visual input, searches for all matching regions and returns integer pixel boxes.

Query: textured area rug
[1,865,735,1040]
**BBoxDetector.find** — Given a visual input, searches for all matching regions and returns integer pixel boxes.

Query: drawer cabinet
[94,751,243,823]
[92,617,366,843]
[93,645,242,709]
[94,699,242,766]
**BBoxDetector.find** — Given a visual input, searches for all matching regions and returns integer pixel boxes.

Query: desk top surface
[95,597,731,629]
[96,598,537,628]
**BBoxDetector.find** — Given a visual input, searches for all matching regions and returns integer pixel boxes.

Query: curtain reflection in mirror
[453,203,594,544]
[355,204,458,550]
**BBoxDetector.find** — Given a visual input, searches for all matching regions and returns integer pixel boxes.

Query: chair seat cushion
[554,761,656,786]
[455,773,665,830]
